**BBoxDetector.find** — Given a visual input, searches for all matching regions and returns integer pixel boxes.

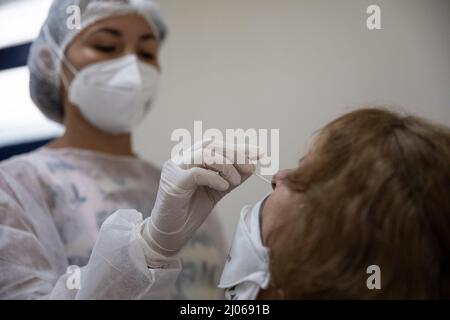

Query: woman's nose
[271,168,296,189]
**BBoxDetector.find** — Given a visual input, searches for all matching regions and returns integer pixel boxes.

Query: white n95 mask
[64,54,159,134]
[219,196,271,300]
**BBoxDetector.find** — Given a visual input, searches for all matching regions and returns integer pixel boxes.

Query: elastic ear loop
[43,25,78,90]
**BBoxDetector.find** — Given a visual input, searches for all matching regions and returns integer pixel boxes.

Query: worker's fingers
[202,154,242,188]
[183,143,245,188]
[212,142,260,179]
[172,139,214,169]
[173,140,265,185]
[233,143,264,162]
[189,167,230,191]
[234,163,256,175]
[207,141,264,164]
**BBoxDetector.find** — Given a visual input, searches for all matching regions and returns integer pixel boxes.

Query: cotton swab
[254,172,272,185]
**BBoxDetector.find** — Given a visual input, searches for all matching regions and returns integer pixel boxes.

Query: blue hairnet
[28,0,168,124]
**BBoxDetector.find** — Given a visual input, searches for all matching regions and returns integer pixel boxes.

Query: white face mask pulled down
[219,196,271,300]
[60,54,159,134]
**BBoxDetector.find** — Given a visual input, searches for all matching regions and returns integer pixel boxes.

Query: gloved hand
[141,140,262,263]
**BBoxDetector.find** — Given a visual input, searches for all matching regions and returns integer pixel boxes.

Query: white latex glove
[141,140,262,262]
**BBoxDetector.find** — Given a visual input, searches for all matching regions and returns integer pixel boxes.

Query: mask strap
[43,25,78,89]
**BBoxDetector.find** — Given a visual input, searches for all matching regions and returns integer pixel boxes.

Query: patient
[222,108,450,299]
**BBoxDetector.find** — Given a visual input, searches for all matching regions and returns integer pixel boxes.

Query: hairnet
[28,0,168,124]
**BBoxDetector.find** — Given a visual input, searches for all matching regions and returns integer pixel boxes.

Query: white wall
[0,0,63,147]
[131,0,450,243]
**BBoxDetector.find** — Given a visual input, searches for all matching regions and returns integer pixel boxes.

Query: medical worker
[0,0,248,300]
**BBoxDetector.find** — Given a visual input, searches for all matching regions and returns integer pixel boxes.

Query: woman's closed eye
[139,51,156,61]
[93,44,118,53]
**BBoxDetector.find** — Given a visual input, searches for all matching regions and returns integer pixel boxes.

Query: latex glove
[141,140,262,261]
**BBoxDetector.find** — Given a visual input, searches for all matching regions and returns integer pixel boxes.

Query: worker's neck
[47,108,135,157]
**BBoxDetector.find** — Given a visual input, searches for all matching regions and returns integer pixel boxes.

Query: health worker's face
[63,14,161,86]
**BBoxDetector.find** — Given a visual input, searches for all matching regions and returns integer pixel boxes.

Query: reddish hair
[268,108,450,299]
